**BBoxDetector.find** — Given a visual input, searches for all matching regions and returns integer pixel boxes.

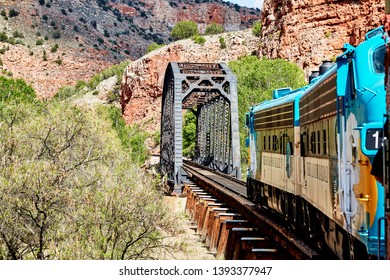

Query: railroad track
[182,161,322,260]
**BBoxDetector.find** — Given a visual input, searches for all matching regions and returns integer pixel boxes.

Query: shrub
[205,22,224,35]
[0,76,36,103]
[170,20,199,41]
[36,39,43,45]
[192,35,206,45]
[252,21,262,37]
[8,9,19,17]
[54,58,62,65]
[52,31,61,39]
[146,42,164,53]
[12,31,24,38]
[0,32,8,42]
[219,36,226,49]
[51,43,58,53]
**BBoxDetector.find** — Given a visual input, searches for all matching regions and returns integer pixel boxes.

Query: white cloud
[253,0,264,8]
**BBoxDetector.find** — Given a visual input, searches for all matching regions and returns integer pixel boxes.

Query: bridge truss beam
[160,62,241,192]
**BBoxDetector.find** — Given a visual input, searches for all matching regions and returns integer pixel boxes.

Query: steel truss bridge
[160,62,241,192]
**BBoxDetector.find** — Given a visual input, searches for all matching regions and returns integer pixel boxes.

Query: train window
[311,131,316,154]
[317,131,321,155]
[373,45,386,74]
[268,135,271,151]
[323,129,327,155]
[272,135,278,151]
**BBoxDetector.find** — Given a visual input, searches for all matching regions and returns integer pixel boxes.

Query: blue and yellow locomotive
[246,27,387,259]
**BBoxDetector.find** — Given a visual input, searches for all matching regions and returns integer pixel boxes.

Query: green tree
[205,22,224,35]
[0,76,36,103]
[228,56,306,164]
[170,20,199,41]
[182,111,197,157]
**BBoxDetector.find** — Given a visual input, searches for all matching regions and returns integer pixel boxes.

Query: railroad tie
[205,208,231,248]
[182,181,198,195]
[237,237,275,260]
[193,195,213,224]
[215,220,253,259]
[200,203,226,241]
[184,186,201,214]
[187,190,208,220]
[196,198,218,234]
[209,213,241,254]
[250,248,279,260]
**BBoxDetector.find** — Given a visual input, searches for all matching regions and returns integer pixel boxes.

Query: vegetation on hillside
[55,60,129,101]
[205,23,224,35]
[170,20,199,41]
[229,56,306,163]
[0,76,179,260]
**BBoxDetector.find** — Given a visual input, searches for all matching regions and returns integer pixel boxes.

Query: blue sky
[223,0,263,9]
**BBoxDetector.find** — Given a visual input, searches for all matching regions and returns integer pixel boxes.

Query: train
[245,26,387,259]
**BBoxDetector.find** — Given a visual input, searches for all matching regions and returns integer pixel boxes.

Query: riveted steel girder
[160,62,241,191]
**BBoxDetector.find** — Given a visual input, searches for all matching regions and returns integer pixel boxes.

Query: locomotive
[245,27,387,259]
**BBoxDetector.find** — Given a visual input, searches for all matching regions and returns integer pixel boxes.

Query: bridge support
[160,62,241,192]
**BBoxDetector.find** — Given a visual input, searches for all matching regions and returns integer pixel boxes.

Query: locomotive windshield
[373,45,386,73]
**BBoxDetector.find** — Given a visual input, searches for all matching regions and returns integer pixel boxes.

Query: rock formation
[260,0,385,75]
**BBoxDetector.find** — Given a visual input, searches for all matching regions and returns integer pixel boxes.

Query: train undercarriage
[247,177,371,259]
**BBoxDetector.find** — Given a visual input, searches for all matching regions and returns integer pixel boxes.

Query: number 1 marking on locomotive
[372,130,380,149]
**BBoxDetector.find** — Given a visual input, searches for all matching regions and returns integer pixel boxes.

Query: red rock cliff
[260,0,385,75]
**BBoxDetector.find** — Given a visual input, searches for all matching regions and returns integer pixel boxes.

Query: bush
[170,20,199,41]
[12,31,24,38]
[8,9,19,17]
[219,36,226,49]
[252,21,262,37]
[192,35,206,45]
[205,22,224,35]
[52,31,61,39]
[0,32,8,42]
[0,76,36,103]
[51,43,58,53]
[146,42,164,54]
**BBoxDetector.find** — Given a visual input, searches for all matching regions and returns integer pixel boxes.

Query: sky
[223,0,264,9]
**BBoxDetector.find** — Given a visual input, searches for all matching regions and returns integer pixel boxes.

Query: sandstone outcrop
[260,0,384,75]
